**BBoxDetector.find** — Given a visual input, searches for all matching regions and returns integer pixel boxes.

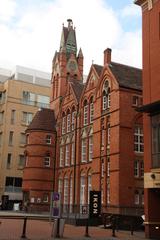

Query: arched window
[67,109,71,133]
[62,112,66,135]
[80,172,86,205]
[87,172,92,203]
[102,80,110,110]
[63,175,69,213]
[69,174,73,213]
[89,97,94,123]
[83,100,88,126]
[71,106,76,130]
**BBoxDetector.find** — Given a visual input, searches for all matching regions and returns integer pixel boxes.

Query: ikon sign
[89,191,101,218]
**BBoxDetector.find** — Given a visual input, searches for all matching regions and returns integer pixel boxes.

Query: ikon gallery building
[22,19,144,223]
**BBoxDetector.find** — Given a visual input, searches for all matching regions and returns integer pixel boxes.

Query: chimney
[104,48,112,65]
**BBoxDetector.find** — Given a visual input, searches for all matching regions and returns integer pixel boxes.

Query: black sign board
[89,191,101,218]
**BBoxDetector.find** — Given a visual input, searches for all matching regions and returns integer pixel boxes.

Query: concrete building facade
[0,66,51,209]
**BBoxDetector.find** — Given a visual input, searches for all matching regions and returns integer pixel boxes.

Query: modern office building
[23,19,144,221]
[135,0,160,238]
[0,65,51,209]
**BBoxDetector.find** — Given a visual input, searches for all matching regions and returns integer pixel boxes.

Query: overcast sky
[0,0,142,75]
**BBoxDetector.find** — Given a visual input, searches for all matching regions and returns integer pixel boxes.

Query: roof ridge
[111,61,142,71]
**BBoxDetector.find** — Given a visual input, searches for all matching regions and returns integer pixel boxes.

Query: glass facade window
[134,126,144,153]
[37,95,49,108]
[22,91,35,105]
[152,114,160,168]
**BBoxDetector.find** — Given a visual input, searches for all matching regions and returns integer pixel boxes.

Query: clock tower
[50,19,84,116]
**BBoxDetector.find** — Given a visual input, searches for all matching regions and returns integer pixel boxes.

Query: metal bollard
[21,217,27,239]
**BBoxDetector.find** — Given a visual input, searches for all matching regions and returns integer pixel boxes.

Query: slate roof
[27,108,56,132]
[70,80,85,101]
[109,62,142,91]
[93,64,103,77]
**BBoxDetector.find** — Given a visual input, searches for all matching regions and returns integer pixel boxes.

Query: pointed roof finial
[67,19,73,30]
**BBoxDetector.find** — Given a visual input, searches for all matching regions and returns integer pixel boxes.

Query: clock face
[68,61,77,71]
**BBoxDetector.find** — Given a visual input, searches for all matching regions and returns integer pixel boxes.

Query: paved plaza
[0,217,149,240]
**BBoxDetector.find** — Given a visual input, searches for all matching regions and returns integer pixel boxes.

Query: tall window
[71,111,76,130]
[90,98,94,123]
[70,175,73,213]
[101,159,104,177]
[134,126,144,153]
[152,114,160,168]
[19,155,25,168]
[71,142,74,165]
[7,153,12,169]
[89,136,93,162]
[67,112,71,132]
[65,145,70,166]
[87,174,92,203]
[63,177,69,212]
[134,160,139,177]
[62,116,66,134]
[140,161,144,177]
[22,91,35,105]
[22,112,33,125]
[107,179,110,204]
[9,131,14,145]
[0,111,4,124]
[58,178,63,194]
[0,91,6,103]
[20,133,27,145]
[11,110,16,124]
[107,124,110,145]
[0,132,2,146]
[102,80,110,110]
[83,101,88,126]
[80,174,86,205]
[81,138,87,162]
[60,147,64,167]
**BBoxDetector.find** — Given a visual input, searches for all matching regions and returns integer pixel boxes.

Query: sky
[0,0,142,75]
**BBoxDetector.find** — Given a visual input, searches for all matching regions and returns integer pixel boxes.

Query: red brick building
[135,0,160,238]
[22,108,56,211]
[23,20,144,219]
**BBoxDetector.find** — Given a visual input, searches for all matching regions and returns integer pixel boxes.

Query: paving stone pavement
[0,218,149,240]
